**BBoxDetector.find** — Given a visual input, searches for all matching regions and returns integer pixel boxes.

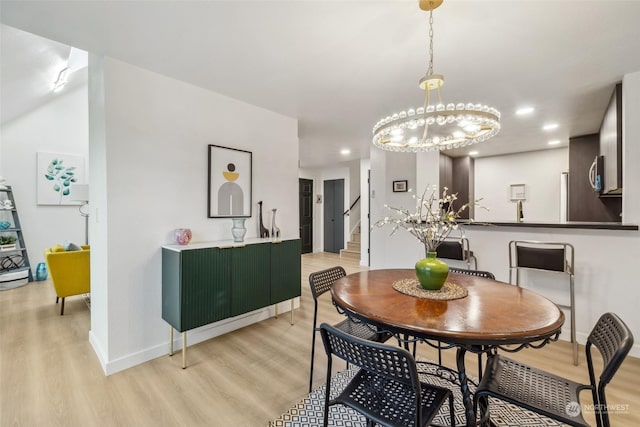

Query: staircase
[340,224,361,261]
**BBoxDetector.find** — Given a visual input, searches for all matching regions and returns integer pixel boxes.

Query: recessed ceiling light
[516,106,535,116]
[340,149,351,155]
[469,151,479,156]
[548,140,561,145]
[543,123,559,131]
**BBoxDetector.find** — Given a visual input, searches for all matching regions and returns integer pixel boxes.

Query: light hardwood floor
[1,252,638,426]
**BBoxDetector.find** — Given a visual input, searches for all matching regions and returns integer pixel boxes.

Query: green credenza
[162,238,301,367]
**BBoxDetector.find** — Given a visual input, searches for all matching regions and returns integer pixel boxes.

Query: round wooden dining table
[331,269,565,427]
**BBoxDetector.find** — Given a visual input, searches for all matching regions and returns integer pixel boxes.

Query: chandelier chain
[427,6,434,76]
[371,0,501,152]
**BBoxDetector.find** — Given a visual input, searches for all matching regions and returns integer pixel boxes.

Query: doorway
[298,178,313,254]
[323,179,344,254]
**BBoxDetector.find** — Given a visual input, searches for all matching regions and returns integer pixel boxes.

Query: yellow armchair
[44,245,90,315]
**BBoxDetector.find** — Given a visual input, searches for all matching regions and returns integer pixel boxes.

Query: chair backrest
[436,238,469,261]
[320,322,420,392]
[309,266,346,301]
[587,312,634,387]
[586,312,634,427]
[449,267,495,280]
[509,240,574,274]
[44,246,91,297]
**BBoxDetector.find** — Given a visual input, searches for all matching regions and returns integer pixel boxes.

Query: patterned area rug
[270,366,561,426]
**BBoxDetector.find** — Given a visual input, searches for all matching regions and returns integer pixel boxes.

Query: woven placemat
[392,278,468,300]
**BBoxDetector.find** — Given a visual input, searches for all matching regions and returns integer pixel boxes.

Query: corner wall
[90,58,299,374]
[0,85,88,271]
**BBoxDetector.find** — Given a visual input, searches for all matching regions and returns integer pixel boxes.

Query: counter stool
[509,240,577,365]
[436,237,477,270]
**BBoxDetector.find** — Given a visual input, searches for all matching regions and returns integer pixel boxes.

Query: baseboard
[94,298,300,376]
[89,330,109,375]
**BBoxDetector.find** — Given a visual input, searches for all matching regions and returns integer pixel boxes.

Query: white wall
[370,149,422,268]
[89,58,299,374]
[0,84,88,271]
[473,148,568,222]
[359,158,370,266]
[346,160,360,234]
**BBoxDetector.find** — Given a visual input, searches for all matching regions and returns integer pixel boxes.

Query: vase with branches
[374,185,483,290]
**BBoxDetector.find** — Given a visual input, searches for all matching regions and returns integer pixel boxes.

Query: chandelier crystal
[372,0,500,152]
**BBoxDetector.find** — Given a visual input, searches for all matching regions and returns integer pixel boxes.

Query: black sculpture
[258,201,269,238]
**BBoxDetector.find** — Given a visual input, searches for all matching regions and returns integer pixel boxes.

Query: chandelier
[372,0,500,152]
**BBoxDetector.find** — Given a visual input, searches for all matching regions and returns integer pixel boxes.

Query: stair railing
[343,195,361,216]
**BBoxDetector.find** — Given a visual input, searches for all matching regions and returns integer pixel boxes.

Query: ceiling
[2,1,640,168]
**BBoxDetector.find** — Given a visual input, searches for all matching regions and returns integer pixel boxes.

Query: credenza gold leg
[182,332,187,369]
[275,304,279,318]
[290,299,294,325]
[169,326,174,356]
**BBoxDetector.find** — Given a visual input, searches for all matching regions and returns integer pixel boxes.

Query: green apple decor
[375,185,483,291]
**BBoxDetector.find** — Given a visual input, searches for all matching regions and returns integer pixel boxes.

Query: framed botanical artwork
[393,180,408,193]
[510,183,526,201]
[36,152,86,205]
[208,145,252,218]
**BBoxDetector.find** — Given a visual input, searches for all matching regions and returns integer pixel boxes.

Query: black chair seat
[478,355,588,426]
[474,312,634,427]
[335,368,452,427]
[320,323,454,427]
[334,317,392,343]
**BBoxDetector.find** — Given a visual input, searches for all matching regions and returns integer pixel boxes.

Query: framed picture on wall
[510,183,526,201]
[393,180,408,193]
[36,152,86,205]
[208,145,252,218]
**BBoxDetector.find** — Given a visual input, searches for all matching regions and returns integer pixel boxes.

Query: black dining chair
[474,312,634,427]
[320,323,455,427]
[436,237,477,270]
[437,267,496,378]
[308,266,391,392]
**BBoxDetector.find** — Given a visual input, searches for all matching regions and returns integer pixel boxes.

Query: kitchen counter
[462,221,638,231]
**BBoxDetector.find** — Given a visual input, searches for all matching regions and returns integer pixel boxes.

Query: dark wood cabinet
[600,83,623,195]
[568,134,621,222]
[440,154,474,219]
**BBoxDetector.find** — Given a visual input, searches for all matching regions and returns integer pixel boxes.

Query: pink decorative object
[175,228,192,245]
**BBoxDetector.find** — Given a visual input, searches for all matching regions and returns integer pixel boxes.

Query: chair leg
[56,296,59,304]
[323,357,333,427]
[60,297,65,315]
[309,330,317,393]
[309,307,319,393]
[448,392,455,427]
[438,342,442,365]
[570,273,578,366]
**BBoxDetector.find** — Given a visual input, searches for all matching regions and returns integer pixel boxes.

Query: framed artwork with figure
[208,145,252,218]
